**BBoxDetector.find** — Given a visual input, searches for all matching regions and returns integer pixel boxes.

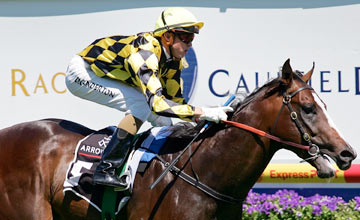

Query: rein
[222,120,310,151]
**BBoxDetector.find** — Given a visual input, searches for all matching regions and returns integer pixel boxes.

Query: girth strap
[141,147,243,204]
[170,165,243,204]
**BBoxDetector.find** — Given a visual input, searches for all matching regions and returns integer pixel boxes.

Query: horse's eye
[302,104,316,114]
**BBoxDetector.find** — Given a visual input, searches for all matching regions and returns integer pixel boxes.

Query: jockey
[65,7,233,188]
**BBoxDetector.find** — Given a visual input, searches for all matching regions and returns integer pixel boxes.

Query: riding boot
[93,128,134,188]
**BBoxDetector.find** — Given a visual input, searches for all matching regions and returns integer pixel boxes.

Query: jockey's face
[171,33,192,60]
[161,31,193,61]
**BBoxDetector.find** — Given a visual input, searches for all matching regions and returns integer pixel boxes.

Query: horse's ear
[302,62,315,83]
[281,59,293,84]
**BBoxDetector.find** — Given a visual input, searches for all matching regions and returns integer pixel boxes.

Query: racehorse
[0,59,356,220]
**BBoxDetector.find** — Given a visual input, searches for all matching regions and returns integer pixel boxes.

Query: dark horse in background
[0,60,356,220]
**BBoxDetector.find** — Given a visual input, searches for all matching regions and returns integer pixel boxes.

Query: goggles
[172,31,195,44]
[174,25,199,34]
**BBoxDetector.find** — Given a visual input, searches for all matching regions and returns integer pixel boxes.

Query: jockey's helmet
[153,7,204,37]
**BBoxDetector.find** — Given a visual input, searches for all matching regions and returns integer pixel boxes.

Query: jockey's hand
[199,106,234,123]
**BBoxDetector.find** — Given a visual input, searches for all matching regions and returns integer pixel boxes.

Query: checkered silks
[78,32,195,121]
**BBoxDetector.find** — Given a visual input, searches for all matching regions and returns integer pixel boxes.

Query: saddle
[63,126,171,217]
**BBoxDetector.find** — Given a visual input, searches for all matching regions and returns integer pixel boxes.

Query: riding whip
[149,95,235,190]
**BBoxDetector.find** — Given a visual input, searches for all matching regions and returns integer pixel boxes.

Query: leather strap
[141,147,243,204]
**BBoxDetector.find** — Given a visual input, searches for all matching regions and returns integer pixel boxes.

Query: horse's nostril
[340,150,355,159]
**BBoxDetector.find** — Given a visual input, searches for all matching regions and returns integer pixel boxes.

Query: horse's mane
[168,72,305,140]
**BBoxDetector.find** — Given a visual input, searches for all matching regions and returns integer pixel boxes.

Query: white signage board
[0,1,359,163]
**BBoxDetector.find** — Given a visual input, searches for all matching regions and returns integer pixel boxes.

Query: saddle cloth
[63,126,171,214]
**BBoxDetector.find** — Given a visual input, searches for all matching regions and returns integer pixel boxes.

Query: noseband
[272,85,320,162]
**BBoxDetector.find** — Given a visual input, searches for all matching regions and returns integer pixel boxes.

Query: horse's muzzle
[321,144,357,171]
[337,145,357,170]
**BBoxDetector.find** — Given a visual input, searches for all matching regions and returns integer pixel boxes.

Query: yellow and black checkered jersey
[78,32,195,121]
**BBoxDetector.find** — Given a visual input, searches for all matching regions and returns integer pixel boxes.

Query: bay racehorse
[0,59,356,220]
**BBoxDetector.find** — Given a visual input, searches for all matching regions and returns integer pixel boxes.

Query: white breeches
[65,55,172,126]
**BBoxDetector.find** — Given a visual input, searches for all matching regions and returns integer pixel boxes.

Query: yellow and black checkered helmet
[153,7,204,37]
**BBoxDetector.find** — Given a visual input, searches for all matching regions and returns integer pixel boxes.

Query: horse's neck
[231,98,278,172]
[193,100,277,199]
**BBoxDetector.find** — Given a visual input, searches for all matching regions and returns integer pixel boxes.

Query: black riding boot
[93,128,134,188]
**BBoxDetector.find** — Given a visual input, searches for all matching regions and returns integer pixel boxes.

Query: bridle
[272,85,320,161]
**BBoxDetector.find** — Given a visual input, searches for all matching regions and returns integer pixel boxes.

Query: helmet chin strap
[163,32,180,61]
[169,45,181,61]
[162,12,176,61]
[169,44,175,60]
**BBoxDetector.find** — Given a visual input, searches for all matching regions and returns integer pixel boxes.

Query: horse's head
[268,59,357,178]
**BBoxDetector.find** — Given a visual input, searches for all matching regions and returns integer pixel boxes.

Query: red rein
[222,120,310,151]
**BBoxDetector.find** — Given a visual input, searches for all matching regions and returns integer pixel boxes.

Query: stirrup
[93,172,128,187]
[114,171,131,192]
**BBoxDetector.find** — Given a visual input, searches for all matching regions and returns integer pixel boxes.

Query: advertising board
[1,1,359,165]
